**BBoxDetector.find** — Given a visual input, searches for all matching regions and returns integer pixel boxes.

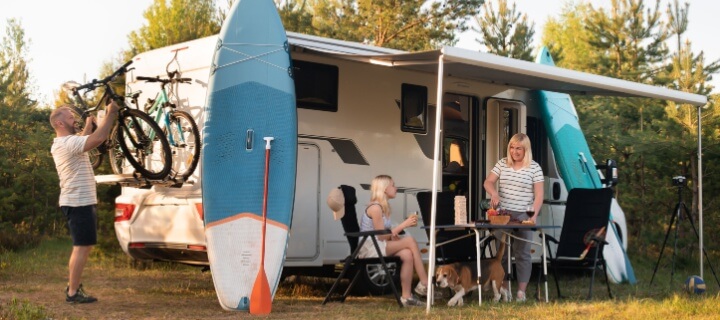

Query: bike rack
[95,174,193,189]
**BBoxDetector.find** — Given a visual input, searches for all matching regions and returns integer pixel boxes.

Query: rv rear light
[115,204,135,222]
[128,243,146,249]
[187,245,206,251]
[195,203,204,221]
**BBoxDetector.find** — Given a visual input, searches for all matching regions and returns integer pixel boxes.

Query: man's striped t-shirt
[491,158,544,212]
[51,135,97,207]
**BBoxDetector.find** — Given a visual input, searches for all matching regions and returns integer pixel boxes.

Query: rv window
[292,60,339,111]
[401,84,427,133]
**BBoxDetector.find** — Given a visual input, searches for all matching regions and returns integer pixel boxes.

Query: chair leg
[601,259,613,299]
[323,259,355,305]
[551,263,562,299]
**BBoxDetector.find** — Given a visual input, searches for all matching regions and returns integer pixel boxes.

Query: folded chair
[322,185,403,307]
[545,188,614,300]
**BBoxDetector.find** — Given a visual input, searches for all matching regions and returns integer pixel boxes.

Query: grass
[1,238,720,319]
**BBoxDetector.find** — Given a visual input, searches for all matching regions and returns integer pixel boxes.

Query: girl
[360,175,429,306]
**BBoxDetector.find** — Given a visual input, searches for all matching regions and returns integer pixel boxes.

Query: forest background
[0,0,717,274]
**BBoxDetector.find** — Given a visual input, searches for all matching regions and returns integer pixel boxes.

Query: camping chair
[322,185,403,307]
[545,188,614,300]
[416,191,478,263]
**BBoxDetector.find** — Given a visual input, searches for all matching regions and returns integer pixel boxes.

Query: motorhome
[106,31,705,294]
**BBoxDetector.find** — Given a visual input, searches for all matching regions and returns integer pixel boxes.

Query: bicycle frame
[144,88,186,148]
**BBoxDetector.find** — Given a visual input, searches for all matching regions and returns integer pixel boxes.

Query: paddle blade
[249,269,272,314]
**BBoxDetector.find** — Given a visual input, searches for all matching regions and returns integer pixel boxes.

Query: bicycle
[134,71,201,181]
[64,60,173,180]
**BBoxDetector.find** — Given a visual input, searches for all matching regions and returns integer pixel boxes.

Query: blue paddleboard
[534,47,636,284]
[201,0,297,311]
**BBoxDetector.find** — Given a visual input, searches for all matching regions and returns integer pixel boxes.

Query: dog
[435,234,510,306]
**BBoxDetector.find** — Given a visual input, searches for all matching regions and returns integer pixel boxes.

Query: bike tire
[117,108,172,180]
[167,110,201,181]
[67,105,105,169]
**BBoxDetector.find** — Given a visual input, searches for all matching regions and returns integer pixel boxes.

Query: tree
[474,0,535,60]
[0,19,58,250]
[280,0,484,51]
[126,0,222,58]
[540,0,675,244]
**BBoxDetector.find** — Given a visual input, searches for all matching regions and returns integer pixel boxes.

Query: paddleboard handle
[264,137,274,150]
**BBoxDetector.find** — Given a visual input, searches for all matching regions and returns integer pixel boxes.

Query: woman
[359,175,429,307]
[483,133,544,302]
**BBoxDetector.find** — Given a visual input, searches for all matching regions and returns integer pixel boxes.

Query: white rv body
[110,32,703,278]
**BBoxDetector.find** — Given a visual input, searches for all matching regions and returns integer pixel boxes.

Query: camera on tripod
[672,176,686,187]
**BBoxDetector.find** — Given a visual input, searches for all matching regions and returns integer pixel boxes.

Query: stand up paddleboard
[201,0,297,311]
[534,47,636,284]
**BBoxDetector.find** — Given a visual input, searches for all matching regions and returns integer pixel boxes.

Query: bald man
[49,100,118,303]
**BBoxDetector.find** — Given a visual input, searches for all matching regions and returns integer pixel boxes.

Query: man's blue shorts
[62,205,98,246]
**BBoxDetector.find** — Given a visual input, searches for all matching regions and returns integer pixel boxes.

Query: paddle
[579,226,606,260]
[250,137,274,315]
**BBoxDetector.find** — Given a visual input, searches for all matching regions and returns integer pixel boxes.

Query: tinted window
[401,83,427,133]
[293,60,339,111]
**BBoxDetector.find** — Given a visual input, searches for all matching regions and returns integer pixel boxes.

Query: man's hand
[105,99,120,115]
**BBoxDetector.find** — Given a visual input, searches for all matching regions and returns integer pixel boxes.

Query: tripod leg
[650,204,680,285]
[671,204,682,283]
[680,203,720,287]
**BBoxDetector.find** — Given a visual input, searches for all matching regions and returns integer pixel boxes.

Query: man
[49,100,119,303]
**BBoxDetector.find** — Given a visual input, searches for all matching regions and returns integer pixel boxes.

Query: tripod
[650,183,720,286]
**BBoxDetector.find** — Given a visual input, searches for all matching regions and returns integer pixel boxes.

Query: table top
[425,223,560,230]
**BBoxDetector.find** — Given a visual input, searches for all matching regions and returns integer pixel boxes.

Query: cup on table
[525,205,535,218]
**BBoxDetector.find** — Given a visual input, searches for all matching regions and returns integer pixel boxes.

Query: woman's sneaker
[400,295,425,307]
[515,290,527,303]
[414,282,428,296]
[66,284,97,304]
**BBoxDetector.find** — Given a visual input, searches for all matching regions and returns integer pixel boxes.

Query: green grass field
[1,238,719,319]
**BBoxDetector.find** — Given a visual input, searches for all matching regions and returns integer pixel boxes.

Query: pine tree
[474,0,535,60]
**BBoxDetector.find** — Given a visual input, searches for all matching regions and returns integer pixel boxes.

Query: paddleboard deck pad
[534,47,635,284]
[201,0,297,311]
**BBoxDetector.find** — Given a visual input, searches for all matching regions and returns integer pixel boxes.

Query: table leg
[506,232,512,299]
[474,229,481,306]
[542,230,548,302]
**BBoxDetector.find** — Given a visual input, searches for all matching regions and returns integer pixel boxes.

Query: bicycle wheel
[68,106,105,169]
[107,125,129,175]
[167,110,201,181]
[117,108,172,180]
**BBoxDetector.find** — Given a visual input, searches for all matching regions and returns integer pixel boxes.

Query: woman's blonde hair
[369,174,393,217]
[506,133,533,168]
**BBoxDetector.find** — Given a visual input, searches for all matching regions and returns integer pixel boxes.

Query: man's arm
[83,101,119,152]
[81,116,95,136]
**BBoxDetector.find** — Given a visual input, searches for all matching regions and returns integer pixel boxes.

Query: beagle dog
[435,234,509,306]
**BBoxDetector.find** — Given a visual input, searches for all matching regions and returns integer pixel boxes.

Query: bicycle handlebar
[75,60,134,91]
[136,75,193,85]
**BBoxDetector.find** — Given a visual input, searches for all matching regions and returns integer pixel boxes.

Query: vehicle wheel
[356,262,401,296]
[167,110,201,180]
[117,108,172,180]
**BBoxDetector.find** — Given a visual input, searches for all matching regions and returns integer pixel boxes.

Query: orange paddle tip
[249,271,272,315]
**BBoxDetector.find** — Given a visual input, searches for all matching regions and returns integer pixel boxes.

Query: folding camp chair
[545,188,614,300]
[322,185,403,307]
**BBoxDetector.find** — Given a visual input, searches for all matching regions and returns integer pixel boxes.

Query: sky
[1,0,718,105]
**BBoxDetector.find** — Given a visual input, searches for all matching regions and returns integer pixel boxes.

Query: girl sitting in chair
[359,174,429,307]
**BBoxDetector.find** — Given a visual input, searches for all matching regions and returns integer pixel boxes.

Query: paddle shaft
[260,137,273,270]
[579,226,606,260]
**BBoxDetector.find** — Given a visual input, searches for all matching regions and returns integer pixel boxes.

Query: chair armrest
[545,235,559,244]
[346,229,392,238]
